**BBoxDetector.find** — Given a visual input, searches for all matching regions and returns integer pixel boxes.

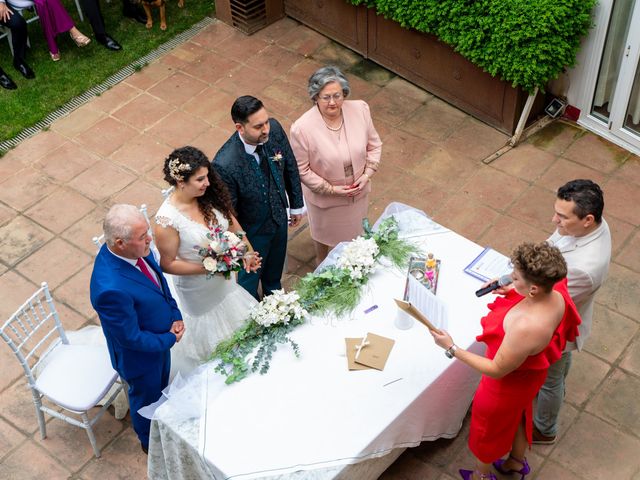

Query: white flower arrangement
[250,289,307,327]
[213,289,307,384]
[336,236,379,280]
[212,216,417,384]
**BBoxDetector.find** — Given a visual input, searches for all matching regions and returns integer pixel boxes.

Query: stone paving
[1,16,639,480]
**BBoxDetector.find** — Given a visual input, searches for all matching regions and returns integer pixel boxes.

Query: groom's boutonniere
[271,150,283,165]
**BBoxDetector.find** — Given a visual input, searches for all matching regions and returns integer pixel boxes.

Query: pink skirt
[306,194,369,246]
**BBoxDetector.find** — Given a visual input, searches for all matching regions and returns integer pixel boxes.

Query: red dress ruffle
[468,278,581,463]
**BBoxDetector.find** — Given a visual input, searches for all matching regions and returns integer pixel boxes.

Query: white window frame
[574,0,640,155]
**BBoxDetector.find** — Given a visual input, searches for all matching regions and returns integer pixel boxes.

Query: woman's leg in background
[313,240,330,267]
[33,0,74,55]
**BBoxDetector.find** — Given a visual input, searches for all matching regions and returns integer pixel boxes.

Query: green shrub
[349,0,596,93]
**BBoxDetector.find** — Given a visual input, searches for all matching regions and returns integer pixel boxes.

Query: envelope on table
[354,333,395,371]
[345,338,372,370]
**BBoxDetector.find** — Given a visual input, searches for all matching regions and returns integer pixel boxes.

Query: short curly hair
[510,242,567,292]
[307,66,351,101]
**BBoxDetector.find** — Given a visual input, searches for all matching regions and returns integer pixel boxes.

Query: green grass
[0,0,214,143]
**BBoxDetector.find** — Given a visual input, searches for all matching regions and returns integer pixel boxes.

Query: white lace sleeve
[155,215,174,229]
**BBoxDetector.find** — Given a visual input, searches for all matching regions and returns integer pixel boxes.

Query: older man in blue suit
[90,204,184,454]
[213,96,304,300]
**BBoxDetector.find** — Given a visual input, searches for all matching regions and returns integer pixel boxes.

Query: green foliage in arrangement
[211,313,305,385]
[363,217,415,267]
[211,216,419,384]
[297,217,418,317]
[296,265,367,316]
[348,0,596,93]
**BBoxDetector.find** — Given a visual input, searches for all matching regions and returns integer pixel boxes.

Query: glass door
[589,0,640,151]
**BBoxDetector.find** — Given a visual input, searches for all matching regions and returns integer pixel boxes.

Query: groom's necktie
[256,144,270,179]
[136,258,160,289]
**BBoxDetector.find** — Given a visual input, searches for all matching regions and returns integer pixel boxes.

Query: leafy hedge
[348,0,596,93]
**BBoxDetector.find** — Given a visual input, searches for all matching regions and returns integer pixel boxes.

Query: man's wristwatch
[445,344,458,359]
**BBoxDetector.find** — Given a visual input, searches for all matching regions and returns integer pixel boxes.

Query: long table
[148,207,498,479]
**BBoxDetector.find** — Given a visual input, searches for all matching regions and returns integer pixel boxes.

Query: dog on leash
[140,0,184,31]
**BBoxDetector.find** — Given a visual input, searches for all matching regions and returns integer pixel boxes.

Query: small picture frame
[403,256,440,300]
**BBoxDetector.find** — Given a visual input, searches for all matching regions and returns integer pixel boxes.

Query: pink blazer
[290,100,382,208]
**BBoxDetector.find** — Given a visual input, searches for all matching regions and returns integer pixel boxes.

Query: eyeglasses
[318,92,344,103]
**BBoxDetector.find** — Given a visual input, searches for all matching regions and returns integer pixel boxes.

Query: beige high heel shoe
[70,29,91,47]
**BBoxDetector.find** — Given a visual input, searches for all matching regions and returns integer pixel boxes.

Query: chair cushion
[35,344,119,412]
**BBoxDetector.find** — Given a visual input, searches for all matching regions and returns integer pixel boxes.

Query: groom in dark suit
[90,204,184,454]
[213,96,304,300]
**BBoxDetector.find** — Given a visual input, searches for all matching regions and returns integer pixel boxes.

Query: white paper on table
[463,247,511,282]
[395,211,449,238]
[407,274,449,331]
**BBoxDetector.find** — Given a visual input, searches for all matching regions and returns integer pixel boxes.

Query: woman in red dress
[430,242,580,480]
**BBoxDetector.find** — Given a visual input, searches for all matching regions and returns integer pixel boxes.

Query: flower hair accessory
[167,157,192,182]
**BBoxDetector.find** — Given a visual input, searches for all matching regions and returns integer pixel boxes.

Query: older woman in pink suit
[290,65,382,265]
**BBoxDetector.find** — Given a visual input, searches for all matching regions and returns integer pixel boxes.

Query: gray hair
[307,66,351,101]
[103,204,145,247]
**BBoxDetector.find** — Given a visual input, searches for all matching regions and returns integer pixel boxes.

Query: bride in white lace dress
[154,147,261,378]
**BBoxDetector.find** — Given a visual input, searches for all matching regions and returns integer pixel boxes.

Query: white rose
[203,257,218,272]
[209,240,224,254]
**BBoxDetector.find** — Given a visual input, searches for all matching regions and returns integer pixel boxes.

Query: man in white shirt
[533,179,611,444]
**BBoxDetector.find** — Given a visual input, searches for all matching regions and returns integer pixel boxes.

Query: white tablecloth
[149,211,499,480]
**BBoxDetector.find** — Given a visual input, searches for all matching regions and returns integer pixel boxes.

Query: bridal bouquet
[211,290,307,384]
[197,226,247,279]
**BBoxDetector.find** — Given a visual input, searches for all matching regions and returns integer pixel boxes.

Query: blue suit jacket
[89,245,182,381]
[212,118,304,237]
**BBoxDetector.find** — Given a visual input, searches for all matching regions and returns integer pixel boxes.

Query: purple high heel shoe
[492,455,531,479]
[459,469,497,480]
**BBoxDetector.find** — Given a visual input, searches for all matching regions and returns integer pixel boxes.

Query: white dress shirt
[107,247,161,286]
[547,219,611,351]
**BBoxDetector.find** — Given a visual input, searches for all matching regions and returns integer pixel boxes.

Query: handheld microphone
[475,274,513,297]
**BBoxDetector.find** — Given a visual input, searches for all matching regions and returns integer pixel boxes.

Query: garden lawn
[0,0,213,144]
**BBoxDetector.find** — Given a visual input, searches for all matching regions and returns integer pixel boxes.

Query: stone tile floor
[0,16,639,480]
